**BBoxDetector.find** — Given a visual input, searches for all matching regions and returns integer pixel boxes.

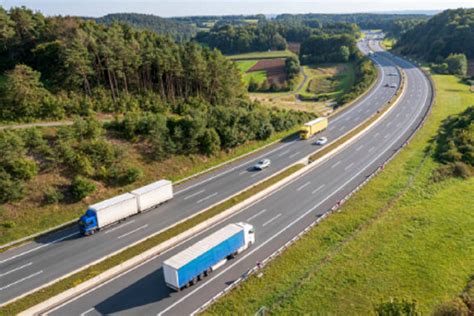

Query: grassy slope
[0,127,301,245]
[227,50,296,60]
[204,75,474,315]
[298,63,355,100]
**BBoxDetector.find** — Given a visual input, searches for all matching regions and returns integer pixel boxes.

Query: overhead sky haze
[2,0,473,17]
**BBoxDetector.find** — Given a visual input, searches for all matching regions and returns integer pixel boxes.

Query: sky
[1,0,473,17]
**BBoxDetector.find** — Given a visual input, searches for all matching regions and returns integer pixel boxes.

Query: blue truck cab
[79,209,98,236]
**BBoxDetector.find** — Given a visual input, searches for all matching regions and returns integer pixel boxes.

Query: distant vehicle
[384,83,390,87]
[315,137,328,145]
[254,159,271,170]
[390,84,397,88]
[300,117,328,140]
[163,222,255,291]
[79,180,173,235]
[388,73,398,76]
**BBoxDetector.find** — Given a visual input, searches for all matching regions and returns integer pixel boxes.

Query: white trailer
[163,222,255,291]
[131,180,173,212]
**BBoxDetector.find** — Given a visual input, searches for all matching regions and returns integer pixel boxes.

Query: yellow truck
[300,117,328,140]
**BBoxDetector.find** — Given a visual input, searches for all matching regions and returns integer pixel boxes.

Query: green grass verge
[204,75,474,315]
[0,127,301,247]
[227,50,296,61]
[0,162,305,315]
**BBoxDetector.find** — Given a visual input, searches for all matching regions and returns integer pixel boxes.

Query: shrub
[70,176,96,201]
[8,158,38,180]
[452,162,472,179]
[375,298,419,316]
[43,186,64,204]
[2,220,16,229]
[433,298,469,316]
[0,171,25,203]
[104,164,143,186]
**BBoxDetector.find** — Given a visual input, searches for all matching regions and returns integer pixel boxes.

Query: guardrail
[193,53,434,316]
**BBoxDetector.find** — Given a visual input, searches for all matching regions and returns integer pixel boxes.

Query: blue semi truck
[163,222,255,291]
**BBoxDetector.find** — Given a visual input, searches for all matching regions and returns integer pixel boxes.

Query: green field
[298,63,355,100]
[204,75,474,315]
[227,50,296,60]
[234,60,267,85]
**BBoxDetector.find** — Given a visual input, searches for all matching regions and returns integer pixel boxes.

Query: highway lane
[0,37,398,305]
[46,39,433,315]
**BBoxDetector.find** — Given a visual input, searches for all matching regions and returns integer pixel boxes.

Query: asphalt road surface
[0,36,403,307]
[41,37,433,315]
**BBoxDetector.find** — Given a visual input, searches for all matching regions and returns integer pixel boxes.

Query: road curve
[0,37,398,306]
[42,37,433,316]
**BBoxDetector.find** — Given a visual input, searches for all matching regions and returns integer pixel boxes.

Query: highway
[40,37,433,315]
[1,36,400,306]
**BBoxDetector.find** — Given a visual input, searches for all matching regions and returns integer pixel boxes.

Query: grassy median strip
[0,163,304,315]
[309,69,405,163]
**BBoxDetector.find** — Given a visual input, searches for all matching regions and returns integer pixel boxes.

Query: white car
[389,73,398,76]
[254,159,271,170]
[315,137,328,145]
[390,84,397,88]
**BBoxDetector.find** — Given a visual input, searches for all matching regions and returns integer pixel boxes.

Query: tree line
[195,20,361,55]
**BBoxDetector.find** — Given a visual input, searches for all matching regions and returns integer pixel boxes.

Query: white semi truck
[79,180,173,235]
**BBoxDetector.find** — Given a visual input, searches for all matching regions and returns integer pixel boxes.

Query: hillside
[95,13,197,41]
[396,8,474,61]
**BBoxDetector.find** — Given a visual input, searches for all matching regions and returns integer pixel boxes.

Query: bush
[70,176,96,201]
[8,158,38,180]
[433,298,469,316]
[375,298,419,316]
[452,162,473,179]
[0,171,25,203]
[104,164,143,186]
[2,220,16,229]
[43,186,64,204]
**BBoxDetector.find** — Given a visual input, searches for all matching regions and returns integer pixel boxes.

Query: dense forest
[94,13,197,41]
[395,9,474,61]
[0,6,246,121]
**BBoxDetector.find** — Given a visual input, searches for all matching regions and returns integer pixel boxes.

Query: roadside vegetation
[204,75,474,315]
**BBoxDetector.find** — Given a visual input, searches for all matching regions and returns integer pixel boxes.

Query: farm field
[204,74,474,315]
[235,60,267,85]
